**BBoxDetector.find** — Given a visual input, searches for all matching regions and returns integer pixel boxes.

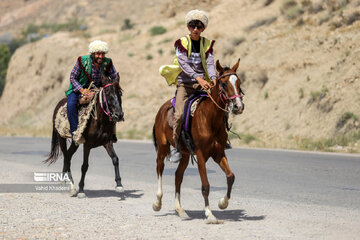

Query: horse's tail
[152,124,158,151]
[44,99,66,165]
[44,124,60,165]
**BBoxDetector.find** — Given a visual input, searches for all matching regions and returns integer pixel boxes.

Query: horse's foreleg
[216,155,235,210]
[60,138,78,196]
[174,153,190,218]
[197,152,223,224]
[77,145,90,198]
[104,142,123,192]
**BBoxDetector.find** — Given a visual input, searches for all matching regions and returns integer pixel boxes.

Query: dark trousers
[67,92,81,135]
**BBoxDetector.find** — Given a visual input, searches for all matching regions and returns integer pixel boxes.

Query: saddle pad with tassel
[55,94,97,144]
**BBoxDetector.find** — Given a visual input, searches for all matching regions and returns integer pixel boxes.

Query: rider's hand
[196,76,211,90]
[211,78,216,87]
[80,88,91,96]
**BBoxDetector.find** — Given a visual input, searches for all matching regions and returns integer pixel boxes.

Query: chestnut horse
[45,74,124,198]
[152,59,245,223]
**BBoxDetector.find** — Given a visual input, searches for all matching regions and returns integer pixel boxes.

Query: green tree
[0,43,11,96]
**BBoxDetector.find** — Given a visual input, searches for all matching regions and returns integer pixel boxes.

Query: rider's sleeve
[70,61,83,92]
[206,53,217,80]
[176,47,197,79]
[108,63,118,80]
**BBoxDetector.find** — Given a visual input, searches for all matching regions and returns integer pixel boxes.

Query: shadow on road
[156,209,265,222]
[84,189,144,200]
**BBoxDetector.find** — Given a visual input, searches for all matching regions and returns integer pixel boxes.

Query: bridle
[205,71,244,112]
[217,71,244,101]
[99,83,114,121]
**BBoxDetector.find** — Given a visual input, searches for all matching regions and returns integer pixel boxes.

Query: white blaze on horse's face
[229,74,244,114]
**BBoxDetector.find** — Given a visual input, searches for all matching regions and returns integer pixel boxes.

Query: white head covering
[88,40,109,53]
[185,9,209,28]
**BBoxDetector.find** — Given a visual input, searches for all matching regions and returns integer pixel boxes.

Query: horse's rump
[54,94,98,144]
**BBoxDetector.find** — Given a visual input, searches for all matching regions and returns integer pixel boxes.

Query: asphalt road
[1,136,360,210]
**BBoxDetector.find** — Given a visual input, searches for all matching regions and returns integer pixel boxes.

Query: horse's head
[215,58,245,115]
[100,73,124,122]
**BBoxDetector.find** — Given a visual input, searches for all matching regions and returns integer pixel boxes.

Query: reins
[205,89,228,112]
[99,83,114,121]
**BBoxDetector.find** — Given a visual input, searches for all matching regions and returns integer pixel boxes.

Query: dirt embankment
[0,0,359,152]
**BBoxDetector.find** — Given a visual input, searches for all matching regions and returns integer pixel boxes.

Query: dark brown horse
[152,59,245,223]
[45,74,124,198]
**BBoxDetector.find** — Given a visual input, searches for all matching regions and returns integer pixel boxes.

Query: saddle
[168,90,208,152]
[55,93,98,144]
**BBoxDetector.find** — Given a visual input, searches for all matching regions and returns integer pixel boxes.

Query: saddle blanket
[55,95,97,145]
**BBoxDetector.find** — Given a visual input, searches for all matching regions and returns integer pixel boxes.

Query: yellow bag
[159,35,213,86]
[159,58,182,86]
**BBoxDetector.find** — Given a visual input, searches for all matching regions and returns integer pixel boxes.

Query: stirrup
[167,147,182,163]
[225,140,232,150]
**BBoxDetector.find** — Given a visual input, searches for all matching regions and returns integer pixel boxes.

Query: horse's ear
[231,58,240,72]
[114,73,120,83]
[216,60,223,73]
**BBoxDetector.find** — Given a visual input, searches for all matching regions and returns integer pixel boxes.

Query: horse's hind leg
[59,137,78,196]
[152,144,168,212]
[213,153,235,210]
[197,151,223,224]
[104,142,124,192]
[174,153,190,218]
[77,144,90,198]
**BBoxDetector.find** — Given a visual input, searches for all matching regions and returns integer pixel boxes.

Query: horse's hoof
[205,216,224,224]
[70,188,77,197]
[218,197,229,209]
[115,186,124,193]
[175,208,189,218]
[152,202,162,212]
[77,192,87,199]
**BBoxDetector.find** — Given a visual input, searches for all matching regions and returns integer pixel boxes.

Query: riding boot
[169,124,182,163]
[225,139,232,150]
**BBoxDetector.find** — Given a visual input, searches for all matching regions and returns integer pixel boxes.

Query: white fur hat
[89,40,109,53]
[185,9,209,28]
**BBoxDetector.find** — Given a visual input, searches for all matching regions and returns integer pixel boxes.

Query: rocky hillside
[1,0,360,153]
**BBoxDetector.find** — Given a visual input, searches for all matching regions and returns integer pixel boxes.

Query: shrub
[240,133,257,144]
[281,0,298,13]
[264,0,275,6]
[309,2,324,14]
[308,86,328,104]
[285,6,304,20]
[264,91,269,99]
[146,54,153,60]
[245,16,277,31]
[344,11,360,26]
[121,19,134,31]
[336,112,358,130]
[231,37,246,46]
[0,44,11,96]
[149,26,167,36]
[298,88,304,99]
[300,0,312,7]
